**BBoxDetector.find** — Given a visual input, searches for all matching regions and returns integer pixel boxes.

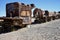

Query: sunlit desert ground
[0,19,60,40]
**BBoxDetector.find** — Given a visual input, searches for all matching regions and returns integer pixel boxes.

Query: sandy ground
[0,19,60,40]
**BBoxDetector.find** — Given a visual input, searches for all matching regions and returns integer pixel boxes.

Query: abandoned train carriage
[0,2,35,32]
[33,8,59,23]
[6,2,35,25]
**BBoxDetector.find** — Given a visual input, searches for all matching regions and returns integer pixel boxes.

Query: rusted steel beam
[0,17,22,20]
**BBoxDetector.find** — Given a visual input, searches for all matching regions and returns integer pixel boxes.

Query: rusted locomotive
[33,8,60,23]
[0,2,35,32]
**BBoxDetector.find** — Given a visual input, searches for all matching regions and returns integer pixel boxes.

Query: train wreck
[0,2,60,33]
[0,2,35,33]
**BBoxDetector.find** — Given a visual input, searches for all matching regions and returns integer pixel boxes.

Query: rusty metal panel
[26,11,31,16]
[21,5,26,11]
[22,17,31,24]
[6,2,19,17]
[20,11,26,16]
[20,11,31,17]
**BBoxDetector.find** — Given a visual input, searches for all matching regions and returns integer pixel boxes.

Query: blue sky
[0,0,60,17]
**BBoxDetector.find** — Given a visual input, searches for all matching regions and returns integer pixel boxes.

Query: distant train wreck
[0,2,60,33]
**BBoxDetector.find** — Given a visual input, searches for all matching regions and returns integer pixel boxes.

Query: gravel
[0,19,60,40]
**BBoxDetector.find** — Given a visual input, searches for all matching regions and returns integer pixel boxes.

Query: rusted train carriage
[33,8,45,23]
[0,2,35,32]
[33,8,57,23]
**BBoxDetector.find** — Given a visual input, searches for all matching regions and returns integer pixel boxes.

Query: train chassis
[0,18,27,33]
